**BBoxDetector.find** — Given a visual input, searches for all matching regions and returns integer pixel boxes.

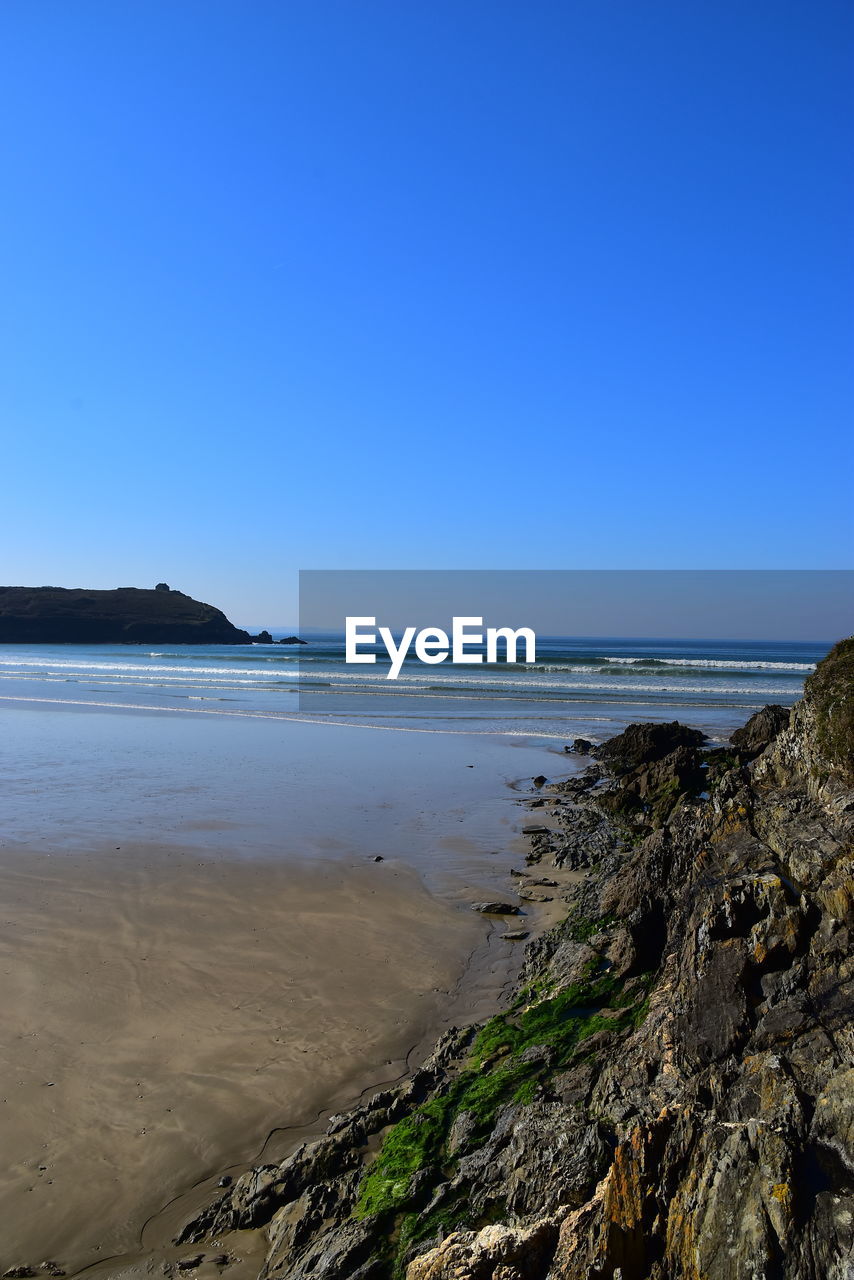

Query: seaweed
[354,960,654,1276]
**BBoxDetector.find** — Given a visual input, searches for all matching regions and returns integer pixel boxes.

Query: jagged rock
[447,1109,478,1154]
[548,803,624,869]
[172,639,854,1280]
[265,1215,383,1280]
[405,1218,560,1280]
[592,738,706,828]
[175,1134,363,1243]
[801,635,854,784]
[730,703,791,756]
[597,720,706,772]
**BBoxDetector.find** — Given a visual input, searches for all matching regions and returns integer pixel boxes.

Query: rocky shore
[161,637,853,1280]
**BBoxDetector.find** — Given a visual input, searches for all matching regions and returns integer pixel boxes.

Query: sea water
[0,633,830,874]
[0,633,829,741]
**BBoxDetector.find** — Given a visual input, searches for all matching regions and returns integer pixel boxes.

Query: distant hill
[0,586,253,644]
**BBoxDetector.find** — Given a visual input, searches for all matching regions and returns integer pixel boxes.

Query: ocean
[0,633,828,742]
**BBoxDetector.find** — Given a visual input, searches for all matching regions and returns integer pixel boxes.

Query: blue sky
[301,571,854,641]
[2,1,851,625]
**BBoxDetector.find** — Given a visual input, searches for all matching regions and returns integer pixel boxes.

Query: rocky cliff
[173,639,854,1279]
[0,586,252,644]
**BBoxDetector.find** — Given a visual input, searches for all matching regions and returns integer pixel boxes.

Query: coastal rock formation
[174,639,854,1279]
[0,586,253,644]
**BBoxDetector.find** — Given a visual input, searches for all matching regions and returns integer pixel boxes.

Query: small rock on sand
[502,930,530,941]
[471,902,520,915]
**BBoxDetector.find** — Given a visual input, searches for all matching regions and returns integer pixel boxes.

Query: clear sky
[2,1,851,626]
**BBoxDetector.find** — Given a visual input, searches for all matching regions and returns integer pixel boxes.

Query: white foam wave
[0,646,809,717]
[600,656,814,672]
[289,668,799,697]
[0,657,299,679]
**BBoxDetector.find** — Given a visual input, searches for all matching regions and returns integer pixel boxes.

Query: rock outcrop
[173,639,854,1279]
[0,586,253,644]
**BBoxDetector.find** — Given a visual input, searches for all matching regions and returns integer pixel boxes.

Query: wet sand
[0,842,494,1272]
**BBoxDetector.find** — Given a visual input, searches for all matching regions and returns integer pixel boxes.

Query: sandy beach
[0,704,568,1274]
[0,840,499,1271]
